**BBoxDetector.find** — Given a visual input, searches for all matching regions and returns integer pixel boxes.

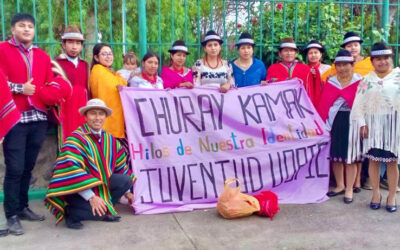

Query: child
[117,51,140,81]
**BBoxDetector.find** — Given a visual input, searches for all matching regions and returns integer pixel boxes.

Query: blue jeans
[2,121,48,218]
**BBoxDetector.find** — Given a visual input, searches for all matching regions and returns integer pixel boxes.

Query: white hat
[79,98,113,117]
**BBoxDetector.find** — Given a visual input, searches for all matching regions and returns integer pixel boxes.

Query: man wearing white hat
[266,37,319,105]
[45,99,136,229]
[55,25,90,144]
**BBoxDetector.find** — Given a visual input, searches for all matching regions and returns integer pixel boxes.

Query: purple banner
[120,80,330,214]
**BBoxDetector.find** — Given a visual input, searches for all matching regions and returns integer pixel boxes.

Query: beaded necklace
[204,56,221,69]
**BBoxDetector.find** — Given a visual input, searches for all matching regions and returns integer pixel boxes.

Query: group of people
[0,12,399,236]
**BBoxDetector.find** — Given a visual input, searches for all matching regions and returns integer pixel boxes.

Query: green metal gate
[1,0,399,70]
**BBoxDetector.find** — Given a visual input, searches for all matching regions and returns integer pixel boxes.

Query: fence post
[138,0,147,59]
[382,0,390,41]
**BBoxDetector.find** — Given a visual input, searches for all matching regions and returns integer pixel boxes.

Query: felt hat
[334,49,354,63]
[341,31,363,48]
[201,30,223,46]
[279,37,298,51]
[61,25,85,41]
[304,40,325,54]
[235,32,255,47]
[370,42,393,57]
[168,40,190,55]
[79,98,113,117]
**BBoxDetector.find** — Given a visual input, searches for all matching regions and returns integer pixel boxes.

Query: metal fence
[1,0,399,69]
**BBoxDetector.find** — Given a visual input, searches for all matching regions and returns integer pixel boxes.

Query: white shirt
[66,55,79,68]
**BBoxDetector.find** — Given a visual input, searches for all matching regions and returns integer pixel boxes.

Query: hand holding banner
[120,80,330,214]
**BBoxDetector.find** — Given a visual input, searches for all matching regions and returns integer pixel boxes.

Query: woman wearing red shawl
[318,50,362,204]
[304,40,330,105]
[266,37,319,106]
[161,40,193,89]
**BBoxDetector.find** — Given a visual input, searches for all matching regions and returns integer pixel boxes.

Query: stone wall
[0,134,58,189]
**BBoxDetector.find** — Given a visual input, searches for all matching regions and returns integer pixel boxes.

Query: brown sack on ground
[217,178,260,219]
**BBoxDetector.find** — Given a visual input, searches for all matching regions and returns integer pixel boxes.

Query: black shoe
[102,214,121,222]
[344,197,353,204]
[7,215,24,235]
[327,189,345,197]
[386,198,398,213]
[18,207,45,221]
[64,206,83,230]
[0,229,8,237]
[65,216,84,230]
[65,218,83,229]
[353,187,361,193]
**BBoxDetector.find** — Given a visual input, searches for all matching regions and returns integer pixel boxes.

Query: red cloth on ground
[0,41,60,113]
[317,79,361,122]
[266,62,321,106]
[0,71,20,138]
[55,57,89,139]
[252,191,279,220]
[160,66,194,89]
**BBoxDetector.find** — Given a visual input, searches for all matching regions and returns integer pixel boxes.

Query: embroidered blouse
[192,59,235,88]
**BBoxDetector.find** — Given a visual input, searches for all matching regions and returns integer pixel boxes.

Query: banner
[120,80,330,214]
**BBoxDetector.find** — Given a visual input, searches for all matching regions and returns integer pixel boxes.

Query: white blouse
[128,75,164,89]
[192,59,235,88]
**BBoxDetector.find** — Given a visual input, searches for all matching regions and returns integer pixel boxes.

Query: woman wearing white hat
[348,42,400,212]
[318,50,363,204]
[161,40,193,89]
[192,30,234,93]
[231,32,267,87]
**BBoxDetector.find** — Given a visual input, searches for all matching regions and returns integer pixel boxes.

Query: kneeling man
[45,99,136,229]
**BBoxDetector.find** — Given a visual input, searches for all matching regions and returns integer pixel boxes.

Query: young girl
[117,51,140,82]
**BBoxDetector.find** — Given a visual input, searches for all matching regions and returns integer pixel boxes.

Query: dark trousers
[2,121,48,218]
[65,174,133,221]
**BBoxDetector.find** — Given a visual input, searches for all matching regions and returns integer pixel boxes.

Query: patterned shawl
[45,124,136,224]
[348,67,400,163]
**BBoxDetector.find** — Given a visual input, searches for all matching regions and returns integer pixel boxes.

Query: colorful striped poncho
[45,124,136,224]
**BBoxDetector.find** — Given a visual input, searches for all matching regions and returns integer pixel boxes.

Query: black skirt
[365,148,398,162]
[330,111,350,163]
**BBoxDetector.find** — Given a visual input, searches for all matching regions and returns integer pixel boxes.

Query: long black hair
[91,43,112,69]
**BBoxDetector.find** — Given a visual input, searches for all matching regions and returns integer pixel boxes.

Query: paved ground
[0,189,399,250]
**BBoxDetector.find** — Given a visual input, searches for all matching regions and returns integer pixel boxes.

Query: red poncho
[0,71,20,138]
[55,56,90,141]
[267,62,323,106]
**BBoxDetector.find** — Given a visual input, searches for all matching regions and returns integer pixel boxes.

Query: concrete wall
[0,134,58,190]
